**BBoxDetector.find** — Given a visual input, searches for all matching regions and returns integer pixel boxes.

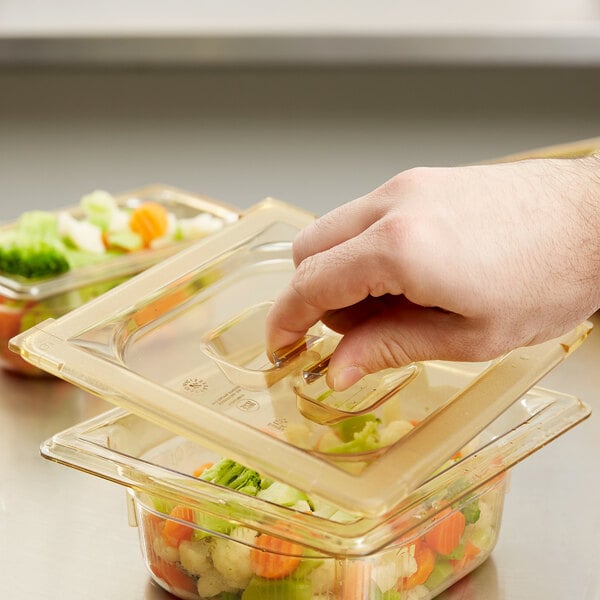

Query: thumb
[326,308,483,391]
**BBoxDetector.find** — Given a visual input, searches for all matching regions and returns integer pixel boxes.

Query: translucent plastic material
[0,184,239,375]
[40,382,588,599]
[201,300,420,421]
[133,478,507,600]
[11,198,592,516]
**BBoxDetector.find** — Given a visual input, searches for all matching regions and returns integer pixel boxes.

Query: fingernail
[332,366,367,391]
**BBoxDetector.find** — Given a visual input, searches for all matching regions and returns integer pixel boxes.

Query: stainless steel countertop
[0,313,599,599]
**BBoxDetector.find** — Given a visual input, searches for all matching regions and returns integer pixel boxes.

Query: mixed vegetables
[140,421,503,600]
[0,189,227,374]
[0,190,225,280]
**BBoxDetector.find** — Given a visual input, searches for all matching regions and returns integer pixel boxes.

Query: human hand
[266,156,600,390]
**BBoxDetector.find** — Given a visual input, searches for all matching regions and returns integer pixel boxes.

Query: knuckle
[377,167,433,200]
[291,257,323,306]
[376,335,415,368]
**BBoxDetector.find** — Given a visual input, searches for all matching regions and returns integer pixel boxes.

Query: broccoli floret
[0,234,70,279]
[0,211,70,279]
[200,459,261,496]
[326,419,382,454]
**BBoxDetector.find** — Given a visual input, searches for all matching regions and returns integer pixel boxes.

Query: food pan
[40,380,588,599]
[0,184,238,375]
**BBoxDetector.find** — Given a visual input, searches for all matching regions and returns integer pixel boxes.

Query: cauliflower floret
[196,567,237,598]
[178,213,224,239]
[405,584,430,599]
[284,422,313,449]
[372,546,417,592]
[211,527,257,589]
[379,420,414,447]
[58,211,106,254]
[152,534,180,564]
[179,539,213,576]
[108,209,130,233]
[311,560,336,594]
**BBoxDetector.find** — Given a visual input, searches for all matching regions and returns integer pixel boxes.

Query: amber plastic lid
[10,198,593,517]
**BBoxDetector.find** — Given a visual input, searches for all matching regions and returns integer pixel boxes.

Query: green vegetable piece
[327,420,381,454]
[289,557,324,580]
[0,211,70,279]
[257,481,310,508]
[192,513,232,540]
[332,413,379,442]
[369,582,402,600]
[425,559,454,591]
[241,576,312,600]
[18,210,60,238]
[200,458,261,496]
[105,229,144,252]
[442,541,465,560]
[0,237,70,279]
[315,389,334,402]
[467,524,494,552]
[214,593,240,600]
[151,496,177,516]
[80,190,118,231]
[461,499,481,524]
[370,583,384,600]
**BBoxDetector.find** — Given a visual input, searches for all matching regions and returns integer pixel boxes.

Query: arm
[266,156,600,390]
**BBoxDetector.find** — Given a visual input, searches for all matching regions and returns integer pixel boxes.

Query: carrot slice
[193,462,214,478]
[161,505,195,548]
[424,509,466,556]
[250,532,303,579]
[129,201,169,246]
[149,556,197,594]
[401,539,436,590]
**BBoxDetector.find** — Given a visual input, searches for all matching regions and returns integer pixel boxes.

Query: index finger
[292,192,388,267]
[265,228,401,356]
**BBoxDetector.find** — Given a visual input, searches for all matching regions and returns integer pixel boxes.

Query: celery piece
[257,481,309,508]
[241,576,312,600]
[425,559,454,590]
[461,498,481,525]
[106,229,144,252]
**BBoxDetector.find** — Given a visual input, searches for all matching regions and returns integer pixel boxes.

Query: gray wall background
[1,66,599,221]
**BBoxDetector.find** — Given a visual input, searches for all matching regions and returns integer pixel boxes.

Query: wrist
[572,154,600,311]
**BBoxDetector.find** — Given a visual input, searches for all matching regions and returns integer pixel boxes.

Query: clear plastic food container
[41,383,587,600]
[11,198,592,599]
[0,185,239,375]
